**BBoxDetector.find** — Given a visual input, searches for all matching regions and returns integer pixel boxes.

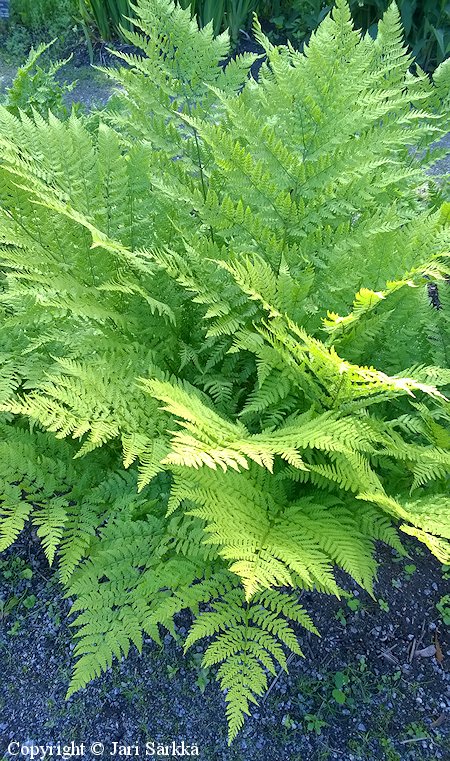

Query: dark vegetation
[0,0,449,69]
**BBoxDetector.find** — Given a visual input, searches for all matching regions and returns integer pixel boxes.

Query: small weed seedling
[404,722,429,742]
[347,597,361,612]
[436,595,450,626]
[282,713,298,730]
[166,664,180,680]
[304,714,328,735]
[189,652,212,694]
[335,608,347,627]
[0,557,33,583]
[332,671,349,705]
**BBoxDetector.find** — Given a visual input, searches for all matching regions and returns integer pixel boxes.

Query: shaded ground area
[1,530,449,761]
[0,61,16,93]
[0,59,113,109]
[428,133,450,179]
[63,64,114,110]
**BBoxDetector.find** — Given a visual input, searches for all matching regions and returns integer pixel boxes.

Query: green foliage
[436,594,450,624]
[10,0,77,30]
[304,713,328,735]
[0,0,79,59]
[179,0,259,42]
[80,0,133,40]
[0,0,449,743]
[262,0,450,71]
[2,41,78,119]
[261,0,331,47]
[85,0,258,43]
[6,0,444,71]
[351,0,450,71]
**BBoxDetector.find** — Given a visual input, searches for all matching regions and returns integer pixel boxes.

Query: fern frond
[185,585,318,742]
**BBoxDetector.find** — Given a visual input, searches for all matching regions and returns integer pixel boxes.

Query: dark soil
[0,527,449,761]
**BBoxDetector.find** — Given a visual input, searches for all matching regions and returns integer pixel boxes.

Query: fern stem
[331,374,346,409]
[177,62,215,244]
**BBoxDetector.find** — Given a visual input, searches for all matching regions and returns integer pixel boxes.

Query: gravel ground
[0,58,113,109]
[429,133,450,179]
[1,530,449,761]
[0,61,16,93]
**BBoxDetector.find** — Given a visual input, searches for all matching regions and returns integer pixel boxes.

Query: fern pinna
[0,0,449,742]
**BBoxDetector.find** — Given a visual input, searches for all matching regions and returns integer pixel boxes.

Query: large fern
[0,0,449,742]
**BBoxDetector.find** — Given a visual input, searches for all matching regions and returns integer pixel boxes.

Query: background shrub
[0,0,79,59]
[179,1,259,43]
[261,0,450,71]
[1,1,447,70]
[352,0,449,70]
[80,0,133,41]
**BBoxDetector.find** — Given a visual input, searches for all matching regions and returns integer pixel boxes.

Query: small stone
[357,723,366,732]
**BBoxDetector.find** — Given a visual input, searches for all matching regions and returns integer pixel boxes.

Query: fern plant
[2,40,78,119]
[0,0,449,742]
